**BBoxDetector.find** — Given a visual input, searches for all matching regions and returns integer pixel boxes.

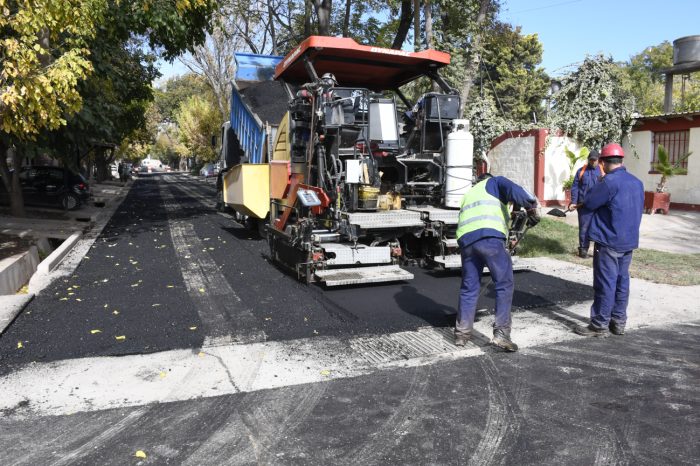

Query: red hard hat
[600,143,624,158]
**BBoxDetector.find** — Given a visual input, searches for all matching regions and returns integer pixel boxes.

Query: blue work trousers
[578,208,594,250]
[590,244,633,329]
[456,237,514,334]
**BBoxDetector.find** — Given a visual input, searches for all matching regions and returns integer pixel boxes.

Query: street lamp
[545,79,562,121]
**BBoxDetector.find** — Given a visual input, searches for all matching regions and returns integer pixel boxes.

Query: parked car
[0,166,90,210]
[199,163,219,178]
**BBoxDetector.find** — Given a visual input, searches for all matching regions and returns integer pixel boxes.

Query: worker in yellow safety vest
[455,173,540,352]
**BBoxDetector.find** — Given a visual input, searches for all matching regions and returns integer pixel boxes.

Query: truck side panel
[230,89,266,164]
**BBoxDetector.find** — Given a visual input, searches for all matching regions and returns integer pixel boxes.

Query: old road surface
[0,173,697,465]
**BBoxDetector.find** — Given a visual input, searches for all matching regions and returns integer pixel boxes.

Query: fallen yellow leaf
[198,288,205,293]
[115,335,126,341]
[134,450,147,459]
[189,326,197,331]
[198,352,205,358]
[17,341,23,349]
[90,329,102,334]
[159,371,166,378]
[75,298,82,302]
[167,285,174,288]
[320,369,331,376]
[113,310,119,315]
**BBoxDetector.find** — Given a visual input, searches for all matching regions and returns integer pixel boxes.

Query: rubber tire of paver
[61,193,80,210]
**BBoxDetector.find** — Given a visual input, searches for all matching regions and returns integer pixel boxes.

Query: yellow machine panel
[271,113,290,161]
[223,164,270,219]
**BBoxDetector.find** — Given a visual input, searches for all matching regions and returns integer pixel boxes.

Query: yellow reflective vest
[456,180,509,241]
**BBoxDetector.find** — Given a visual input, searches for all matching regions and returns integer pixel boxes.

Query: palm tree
[562,146,589,191]
[654,144,692,193]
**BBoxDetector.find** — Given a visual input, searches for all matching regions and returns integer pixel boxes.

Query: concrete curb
[0,293,34,335]
[36,231,82,274]
[0,246,40,295]
[28,181,131,296]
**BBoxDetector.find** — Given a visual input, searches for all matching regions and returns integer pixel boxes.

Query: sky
[500,0,700,76]
[157,0,700,82]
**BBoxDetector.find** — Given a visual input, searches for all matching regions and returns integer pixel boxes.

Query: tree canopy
[548,55,636,150]
[622,41,700,115]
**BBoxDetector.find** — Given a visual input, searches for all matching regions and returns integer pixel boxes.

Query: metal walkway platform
[344,210,424,230]
[406,206,459,225]
[315,265,414,286]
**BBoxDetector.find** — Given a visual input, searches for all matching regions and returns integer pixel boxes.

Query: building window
[651,130,689,172]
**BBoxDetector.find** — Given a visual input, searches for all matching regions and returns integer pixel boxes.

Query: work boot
[454,331,471,347]
[609,321,625,336]
[578,247,588,258]
[492,328,518,352]
[574,323,609,338]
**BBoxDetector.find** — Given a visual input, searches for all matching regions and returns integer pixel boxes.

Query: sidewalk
[0,180,132,335]
[555,209,700,254]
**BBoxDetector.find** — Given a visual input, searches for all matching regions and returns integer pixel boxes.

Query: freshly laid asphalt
[1,323,697,465]
[0,174,591,370]
[0,174,697,465]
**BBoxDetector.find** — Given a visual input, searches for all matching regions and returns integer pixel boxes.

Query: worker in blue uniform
[455,173,539,351]
[575,143,644,337]
[569,150,604,258]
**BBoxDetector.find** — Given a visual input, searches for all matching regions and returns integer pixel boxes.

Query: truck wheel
[257,218,268,239]
[61,193,79,210]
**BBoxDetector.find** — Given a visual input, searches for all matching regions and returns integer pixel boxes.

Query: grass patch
[517,217,700,286]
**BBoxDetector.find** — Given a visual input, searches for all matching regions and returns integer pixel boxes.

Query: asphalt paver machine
[264,36,476,286]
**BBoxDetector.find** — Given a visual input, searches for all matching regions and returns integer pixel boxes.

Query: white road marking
[159,181,264,343]
[2,263,699,419]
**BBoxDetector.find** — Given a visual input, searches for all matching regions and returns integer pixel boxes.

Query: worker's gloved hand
[526,207,541,227]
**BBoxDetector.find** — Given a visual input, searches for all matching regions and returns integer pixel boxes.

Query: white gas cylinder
[444,119,474,208]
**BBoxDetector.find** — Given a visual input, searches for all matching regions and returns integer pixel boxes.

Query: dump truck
[217,36,526,286]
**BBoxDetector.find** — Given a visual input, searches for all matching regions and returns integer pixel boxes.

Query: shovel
[547,207,571,217]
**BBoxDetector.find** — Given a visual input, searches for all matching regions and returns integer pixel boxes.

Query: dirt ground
[0,234,32,262]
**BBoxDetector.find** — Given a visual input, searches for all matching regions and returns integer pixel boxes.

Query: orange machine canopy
[274,36,451,91]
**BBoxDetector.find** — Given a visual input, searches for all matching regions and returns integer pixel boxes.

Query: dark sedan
[0,166,91,210]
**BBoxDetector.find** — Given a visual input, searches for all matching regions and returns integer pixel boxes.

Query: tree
[1,0,218,215]
[181,7,245,119]
[0,0,105,216]
[155,74,212,124]
[480,23,550,123]
[623,41,700,114]
[548,55,636,150]
[176,95,222,164]
[312,0,333,36]
[47,34,159,182]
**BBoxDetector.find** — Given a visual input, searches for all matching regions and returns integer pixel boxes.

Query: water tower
[662,35,700,113]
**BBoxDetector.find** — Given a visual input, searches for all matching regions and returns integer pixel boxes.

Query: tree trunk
[304,0,312,37]
[95,148,109,183]
[268,2,278,54]
[424,0,433,49]
[0,144,27,217]
[459,0,491,115]
[342,0,351,37]
[313,0,332,36]
[413,0,420,51]
[424,0,440,92]
[391,0,413,50]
